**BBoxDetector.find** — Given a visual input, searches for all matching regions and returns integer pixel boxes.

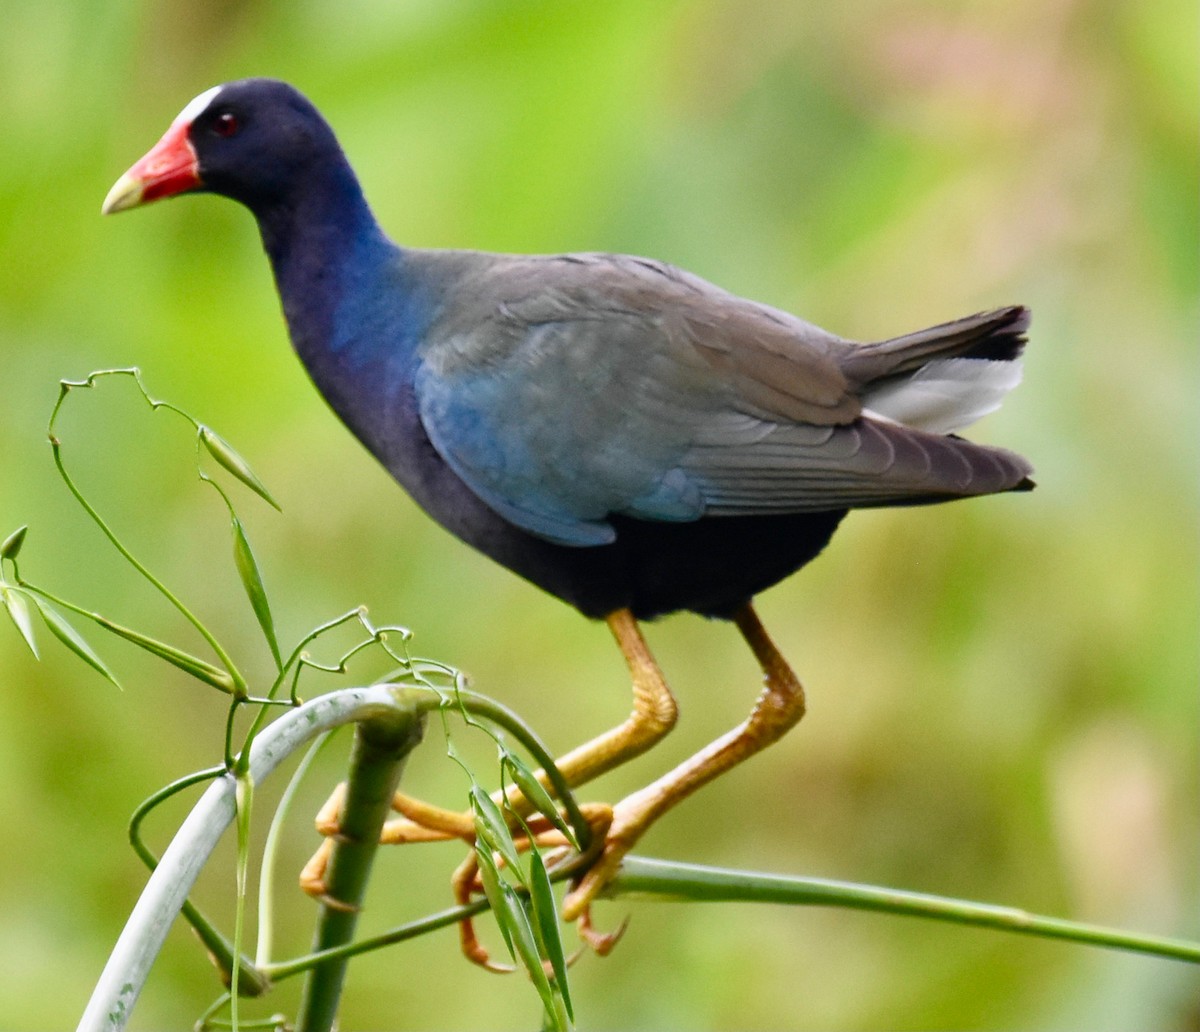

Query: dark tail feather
[842,305,1029,385]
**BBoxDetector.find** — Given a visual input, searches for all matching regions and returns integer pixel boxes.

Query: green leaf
[200,427,281,511]
[231,516,281,669]
[499,883,560,1028]
[235,771,255,892]
[504,752,577,849]
[474,846,517,962]
[93,617,236,694]
[471,785,524,876]
[528,845,573,1022]
[0,525,28,561]
[232,771,254,1015]
[2,587,39,657]
[33,598,121,690]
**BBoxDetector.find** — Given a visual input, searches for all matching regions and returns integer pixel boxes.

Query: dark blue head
[102,78,350,219]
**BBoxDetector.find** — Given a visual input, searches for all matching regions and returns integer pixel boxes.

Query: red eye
[213,112,239,138]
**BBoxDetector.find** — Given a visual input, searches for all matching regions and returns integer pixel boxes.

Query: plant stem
[48,374,248,695]
[611,857,1200,964]
[294,712,425,1032]
[262,900,490,982]
[76,685,427,1032]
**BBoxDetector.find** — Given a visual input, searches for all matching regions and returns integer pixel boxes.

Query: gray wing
[413,250,1029,546]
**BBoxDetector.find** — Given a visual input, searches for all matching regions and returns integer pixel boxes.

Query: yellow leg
[562,602,806,920]
[303,608,677,897]
[551,607,679,787]
[375,607,678,840]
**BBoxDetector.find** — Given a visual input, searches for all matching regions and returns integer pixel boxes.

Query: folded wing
[415,251,1032,545]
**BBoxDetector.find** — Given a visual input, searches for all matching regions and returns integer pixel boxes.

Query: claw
[461,921,518,974]
[560,833,628,922]
[298,837,361,910]
[314,782,347,837]
[451,848,520,972]
[577,907,630,957]
[299,836,334,899]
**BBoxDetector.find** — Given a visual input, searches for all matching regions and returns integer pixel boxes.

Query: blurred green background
[1,1,1196,1028]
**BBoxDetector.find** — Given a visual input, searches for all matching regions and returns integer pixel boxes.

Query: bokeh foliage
[1,1,1196,1028]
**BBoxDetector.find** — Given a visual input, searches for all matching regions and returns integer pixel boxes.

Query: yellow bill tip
[101,173,145,216]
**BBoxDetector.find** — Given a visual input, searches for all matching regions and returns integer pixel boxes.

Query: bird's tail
[845,306,1029,435]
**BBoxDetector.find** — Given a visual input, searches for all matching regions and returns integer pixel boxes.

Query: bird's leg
[561,602,805,921]
[355,607,678,845]
[301,608,679,926]
[550,607,680,787]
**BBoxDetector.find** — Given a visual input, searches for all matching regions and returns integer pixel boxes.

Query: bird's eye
[212,112,240,138]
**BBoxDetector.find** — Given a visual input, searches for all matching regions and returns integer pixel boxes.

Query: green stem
[263,900,490,983]
[127,768,268,995]
[78,685,429,1032]
[294,710,427,1032]
[238,607,371,751]
[610,857,1200,964]
[257,732,334,968]
[48,376,248,695]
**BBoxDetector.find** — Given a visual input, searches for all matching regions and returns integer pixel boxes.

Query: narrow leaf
[234,773,255,895]
[232,771,254,1017]
[94,617,235,694]
[33,598,121,690]
[231,516,281,668]
[504,752,577,848]
[528,846,573,1022]
[200,427,281,511]
[0,525,28,560]
[2,587,39,657]
[474,846,516,961]
[471,785,524,876]
[545,992,571,1032]
[500,883,559,1026]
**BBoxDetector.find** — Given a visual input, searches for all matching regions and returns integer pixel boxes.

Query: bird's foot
[298,784,363,907]
[559,790,646,923]
[576,905,629,956]
[300,785,473,902]
[450,803,626,970]
[300,782,629,965]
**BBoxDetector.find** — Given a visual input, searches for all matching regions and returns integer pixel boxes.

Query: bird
[103,78,1033,937]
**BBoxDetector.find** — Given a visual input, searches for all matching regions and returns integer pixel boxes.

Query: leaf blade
[2,587,39,657]
[33,598,121,690]
[504,752,577,849]
[94,617,235,694]
[499,883,560,1028]
[231,516,281,669]
[474,846,516,962]
[200,427,281,511]
[471,785,524,877]
[528,845,574,1022]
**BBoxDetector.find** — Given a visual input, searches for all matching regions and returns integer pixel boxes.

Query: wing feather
[413,250,1031,544]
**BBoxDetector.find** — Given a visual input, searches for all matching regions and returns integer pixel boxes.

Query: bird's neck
[253,158,396,360]
[249,158,431,465]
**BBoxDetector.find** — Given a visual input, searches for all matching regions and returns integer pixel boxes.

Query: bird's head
[102,78,340,216]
